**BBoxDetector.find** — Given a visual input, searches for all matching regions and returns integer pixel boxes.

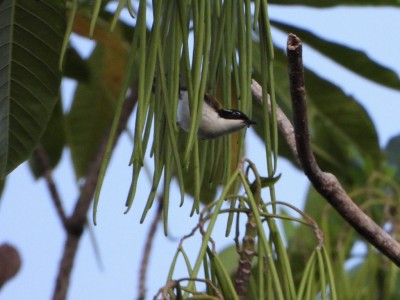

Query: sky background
[1,5,400,300]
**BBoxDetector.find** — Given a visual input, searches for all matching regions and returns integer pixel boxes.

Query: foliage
[0,0,65,179]
[1,0,400,299]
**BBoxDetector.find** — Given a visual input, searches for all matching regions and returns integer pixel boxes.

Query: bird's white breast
[177,91,246,139]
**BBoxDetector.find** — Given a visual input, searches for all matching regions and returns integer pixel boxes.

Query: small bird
[177,88,256,139]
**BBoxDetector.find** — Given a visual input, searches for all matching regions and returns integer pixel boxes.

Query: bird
[177,87,256,139]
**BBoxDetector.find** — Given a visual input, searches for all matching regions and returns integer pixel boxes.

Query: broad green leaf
[63,46,90,82]
[304,63,382,177]
[0,0,66,179]
[269,0,400,7]
[66,38,128,178]
[29,98,65,178]
[271,20,400,91]
[218,245,240,276]
[386,134,400,177]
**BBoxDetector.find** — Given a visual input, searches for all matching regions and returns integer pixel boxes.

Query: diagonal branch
[52,88,138,300]
[251,34,400,267]
[32,145,68,226]
[286,33,400,266]
[251,80,299,166]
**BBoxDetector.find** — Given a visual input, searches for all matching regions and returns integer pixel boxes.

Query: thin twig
[286,33,400,266]
[154,278,223,300]
[52,88,138,300]
[32,145,68,226]
[138,198,163,300]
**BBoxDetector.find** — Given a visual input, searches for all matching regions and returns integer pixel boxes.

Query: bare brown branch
[52,88,138,300]
[32,145,68,226]
[286,33,400,266]
[251,80,299,165]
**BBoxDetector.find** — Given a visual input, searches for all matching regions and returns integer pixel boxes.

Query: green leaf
[304,186,349,246]
[63,46,90,82]
[218,245,240,276]
[0,0,66,179]
[385,134,400,177]
[279,207,297,242]
[208,249,238,299]
[0,178,5,200]
[252,42,298,167]
[176,128,244,206]
[271,20,400,91]
[286,186,352,286]
[304,62,382,178]
[177,132,221,204]
[29,98,65,178]
[66,39,128,178]
[269,0,400,7]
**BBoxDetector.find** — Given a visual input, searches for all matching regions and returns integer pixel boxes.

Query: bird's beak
[245,119,257,127]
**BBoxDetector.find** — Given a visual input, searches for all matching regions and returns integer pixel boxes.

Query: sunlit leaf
[0,0,66,179]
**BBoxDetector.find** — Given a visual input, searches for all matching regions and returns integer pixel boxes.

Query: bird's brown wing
[204,93,222,111]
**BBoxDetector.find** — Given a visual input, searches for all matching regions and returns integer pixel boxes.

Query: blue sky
[1,6,399,300]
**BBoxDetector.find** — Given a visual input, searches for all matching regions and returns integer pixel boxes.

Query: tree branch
[286,33,400,266]
[32,145,68,226]
[250,80,299,165]
[52,88,138,300]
